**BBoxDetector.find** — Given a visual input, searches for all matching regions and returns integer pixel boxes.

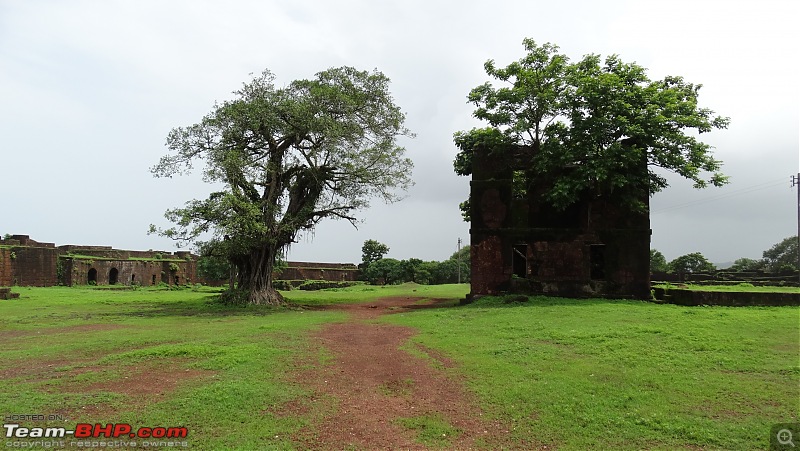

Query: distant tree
[762,236,799,272]
[669,252,715,274]
[363,258,402,285]
[398,258,425,283]
[150,67,413,305]
[427,260,452,284]
[361,239,390,268]
[454,39,729,216]
[194,241,232,284]
[413,261,435,285]
[650,249,668,273]
[197,255,231,282]
[728,257,764,272]
[448,245,471,283]
[450,245,470,263]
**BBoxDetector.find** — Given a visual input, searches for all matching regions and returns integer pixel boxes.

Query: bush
[218,288,249,305]
[298,280,358,291]
[272,280,295,291]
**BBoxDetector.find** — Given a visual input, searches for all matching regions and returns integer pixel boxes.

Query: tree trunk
[237,245,285,305]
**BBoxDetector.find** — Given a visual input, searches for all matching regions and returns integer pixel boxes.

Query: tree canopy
[361,239,390,268]
[454,39,730,212]
[151,67,413,304]
[650,249,668,273]
[762,236,798,272]
[668,252,716,274]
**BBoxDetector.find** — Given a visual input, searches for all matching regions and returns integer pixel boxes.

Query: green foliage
[728,257,764,272]
[363,257,403,284]
[360,239,390,268]
[56,259,66,285]
[458,199,471,222]
[361,245,471,286]
[218,288,251,305]
[452,127,513,177]
[197,254,231,281]
[297,280,358,291]
[650,249,668,273]
[669,252,715,273]
[762,236,798,272]
[150,67,414,303]
[168,262,180,273]
[9,251,16,260]
[454,39,729,212]
[397,258,425,283]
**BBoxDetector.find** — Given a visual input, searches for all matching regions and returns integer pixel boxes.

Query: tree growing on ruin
[454,39,730,214]
[151,67,414,305]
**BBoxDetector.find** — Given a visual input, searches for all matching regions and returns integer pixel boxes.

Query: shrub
[298,280,358,291]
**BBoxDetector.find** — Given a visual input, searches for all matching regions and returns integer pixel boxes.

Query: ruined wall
[278,262,359,282]
[62,257,197,286]
[469,145,651,299]
[653,287,800,306]
[0,248,12,286]
[58,244,198,286]
[2,235,354,288]
[0,236,58,286]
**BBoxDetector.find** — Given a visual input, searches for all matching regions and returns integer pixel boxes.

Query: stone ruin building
[0,235,198,287]
[0,235,358,288]
[469,145,651,300]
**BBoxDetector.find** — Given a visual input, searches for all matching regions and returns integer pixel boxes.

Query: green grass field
[0,284,797,449]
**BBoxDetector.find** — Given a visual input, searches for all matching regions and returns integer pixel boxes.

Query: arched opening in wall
[109,268,119,285]
[131,274,136,284]
[512,244,528,278]
[152,274,157,285]
[174,276,180,285]
[590,245,606,280]
[88,268,97,285]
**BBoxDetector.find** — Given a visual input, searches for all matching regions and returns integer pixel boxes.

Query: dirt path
[287,297,519,450]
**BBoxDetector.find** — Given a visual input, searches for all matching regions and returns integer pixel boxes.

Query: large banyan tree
[151,67,413,304]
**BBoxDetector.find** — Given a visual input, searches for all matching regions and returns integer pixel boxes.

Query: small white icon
[777,429,795,447]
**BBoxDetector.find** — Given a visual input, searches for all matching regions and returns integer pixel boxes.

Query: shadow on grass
[461,294,653,309]
[98,295,303,319]
[101,292,655,320]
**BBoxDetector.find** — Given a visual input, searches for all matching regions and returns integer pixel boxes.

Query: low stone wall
[278,262,359,282]
[652,270,799,286]
[0,288,20,300]
[653,287,800,306]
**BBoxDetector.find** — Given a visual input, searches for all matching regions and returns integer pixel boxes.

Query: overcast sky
[1,0,797,265]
